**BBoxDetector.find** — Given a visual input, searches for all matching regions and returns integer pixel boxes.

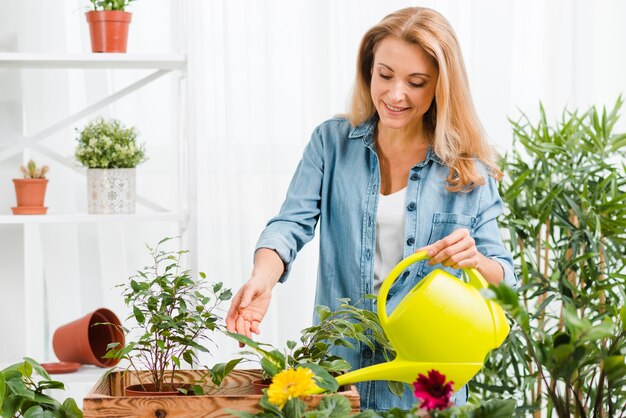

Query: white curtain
[184,0,626,363]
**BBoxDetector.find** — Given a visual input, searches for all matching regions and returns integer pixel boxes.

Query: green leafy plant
[0,357,82,418]
[75,118,146,169]
[104,237,240,394]
[472,97,626,417]
[19,160,48,179]
[89,0,135,11]
[227,297,397,392]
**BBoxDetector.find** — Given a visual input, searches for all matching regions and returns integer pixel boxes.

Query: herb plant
[75,118,146,169]
[89,0,135,11]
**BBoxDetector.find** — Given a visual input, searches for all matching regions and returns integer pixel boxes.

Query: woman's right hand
[226,277,273,338]
[225,248,284,339]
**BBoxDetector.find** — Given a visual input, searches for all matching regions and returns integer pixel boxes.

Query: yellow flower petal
[266,367,319,409]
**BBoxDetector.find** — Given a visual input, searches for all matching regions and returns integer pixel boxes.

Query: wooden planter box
[83,369,360,417]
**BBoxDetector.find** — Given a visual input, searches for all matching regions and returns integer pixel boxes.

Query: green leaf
[60,397,84,418]
[23,405,45,418]
[209,358,243,387]
[471,398,517,418]
[23,358,51,381]
[620,305,626,331]
[283,398,306,417]
[223,410,257,418]
[7,378,35,400]
[0,372,5,411]
[302,363,338,393]
[386,381,405,398]
[314,394,352,417]
[133,306,145,324]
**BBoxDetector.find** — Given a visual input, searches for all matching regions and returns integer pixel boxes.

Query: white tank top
[373,187,406,294]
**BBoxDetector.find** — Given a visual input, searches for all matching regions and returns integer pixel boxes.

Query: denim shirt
[256,116,517,411]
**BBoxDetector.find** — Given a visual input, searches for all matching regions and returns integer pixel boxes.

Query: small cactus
[20,160,49,179]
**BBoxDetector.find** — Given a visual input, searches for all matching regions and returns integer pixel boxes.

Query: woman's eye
[379,73,392,80]
[410,82,425,88]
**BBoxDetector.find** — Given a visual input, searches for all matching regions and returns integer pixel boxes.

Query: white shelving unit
[0,53,193,377]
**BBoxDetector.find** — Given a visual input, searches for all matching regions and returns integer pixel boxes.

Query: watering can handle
[377,251,490,329]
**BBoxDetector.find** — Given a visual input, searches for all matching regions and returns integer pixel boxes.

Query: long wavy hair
[347,7,503,191]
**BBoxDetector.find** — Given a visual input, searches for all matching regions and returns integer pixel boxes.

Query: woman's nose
[388,82,407,102]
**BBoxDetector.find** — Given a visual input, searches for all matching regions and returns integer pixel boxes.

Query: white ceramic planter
[87,168,136,214]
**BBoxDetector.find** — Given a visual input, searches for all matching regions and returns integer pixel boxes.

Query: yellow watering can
[314,250,509,392]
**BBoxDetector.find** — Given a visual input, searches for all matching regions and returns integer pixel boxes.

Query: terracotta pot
[250,378,271,395]
[125,383,193,397]
[12,178,48,214]
[52,308,124,368]
[86,10,132,53]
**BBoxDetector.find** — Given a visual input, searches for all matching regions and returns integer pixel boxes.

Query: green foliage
[0,357,82,418]
[75,118,146,168]
[227,298,396,393]
[473,97,626,417]
[19,160,49,179]
[227,393,353,418]
[89,0,135,11]
[103,237,239,393]
[354,399,516,418]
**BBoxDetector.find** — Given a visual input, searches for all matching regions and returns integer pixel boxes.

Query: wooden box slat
[83,369,360,417]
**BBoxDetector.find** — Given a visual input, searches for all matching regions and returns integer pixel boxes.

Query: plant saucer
[40,362,81,374]
[11,206,48,215]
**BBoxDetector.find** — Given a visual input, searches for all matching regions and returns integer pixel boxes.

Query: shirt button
[406,237,415,246]
[365,249,371,260]
[410,173,419,181]
[407,202,416,211]
[363,348,373,359]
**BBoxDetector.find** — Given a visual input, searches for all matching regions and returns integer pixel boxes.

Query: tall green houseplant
[472,97,626,417]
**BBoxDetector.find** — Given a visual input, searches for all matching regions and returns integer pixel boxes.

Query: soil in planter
[125,383,194,397]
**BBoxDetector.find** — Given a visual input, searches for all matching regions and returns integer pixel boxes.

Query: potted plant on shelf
[85,0,136,53]
[1,357,82,418]
[75,117,146,215]
[102,237,239,396]
[11,159,49,215]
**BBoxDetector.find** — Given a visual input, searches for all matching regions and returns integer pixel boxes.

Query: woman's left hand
[416,228,504,284]
[417,228,480,269]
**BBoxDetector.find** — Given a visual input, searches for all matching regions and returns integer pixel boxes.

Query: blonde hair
[347,7,503,191]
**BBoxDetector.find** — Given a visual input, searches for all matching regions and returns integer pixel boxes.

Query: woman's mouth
[384,102,409,113]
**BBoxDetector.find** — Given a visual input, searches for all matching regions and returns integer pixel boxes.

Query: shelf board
[0,212,188,224]
[0,53,186,70]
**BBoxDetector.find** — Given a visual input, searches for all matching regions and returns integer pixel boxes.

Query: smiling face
[370,36,439,134]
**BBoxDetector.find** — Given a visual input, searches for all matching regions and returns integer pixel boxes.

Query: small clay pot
[250,378,272,395]
[86,10,132,53]
[125,383,193,397]
[52,308,124,367]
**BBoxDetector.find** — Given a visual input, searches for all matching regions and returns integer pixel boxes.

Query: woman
[226,6,516,411]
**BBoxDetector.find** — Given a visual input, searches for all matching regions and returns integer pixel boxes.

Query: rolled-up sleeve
[473,175,518,289]
[255,127,325,283]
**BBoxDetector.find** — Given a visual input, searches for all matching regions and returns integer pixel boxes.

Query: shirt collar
[348,114,444,166]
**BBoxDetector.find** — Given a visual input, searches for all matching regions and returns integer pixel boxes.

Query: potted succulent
[102,237,239,396]
[0,357,82,417]
[75,117,146,214]
[12,159,49,215]
[85,0,136,53]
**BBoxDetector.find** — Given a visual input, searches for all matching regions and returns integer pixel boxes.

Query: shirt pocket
[417,212,476,279]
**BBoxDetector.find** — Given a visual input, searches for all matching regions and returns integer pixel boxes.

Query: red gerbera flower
[412,369,454,411]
